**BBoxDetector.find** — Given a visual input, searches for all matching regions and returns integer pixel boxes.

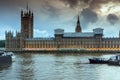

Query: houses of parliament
[5,7,120,52]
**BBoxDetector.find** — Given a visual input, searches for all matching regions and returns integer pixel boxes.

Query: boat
[4,52,15,61]
[0,51,13,65]
[89,57,108,64]
[108,55,120,66]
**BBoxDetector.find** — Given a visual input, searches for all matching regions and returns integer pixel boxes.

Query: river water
[0,53,120,80]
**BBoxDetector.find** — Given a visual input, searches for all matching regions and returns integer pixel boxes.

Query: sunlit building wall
[5,8,120,51]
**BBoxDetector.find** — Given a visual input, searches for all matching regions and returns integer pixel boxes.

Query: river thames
[0,53,120,80]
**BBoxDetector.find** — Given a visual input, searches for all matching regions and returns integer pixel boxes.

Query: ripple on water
[0,53,120,80]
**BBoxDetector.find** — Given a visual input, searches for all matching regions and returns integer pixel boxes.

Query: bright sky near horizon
[0,0,120,40]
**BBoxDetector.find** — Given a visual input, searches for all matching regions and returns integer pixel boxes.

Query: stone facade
[5,9,120,51]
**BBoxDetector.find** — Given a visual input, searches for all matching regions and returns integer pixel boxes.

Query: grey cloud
[0,0,26,9]
[80,8,98,29]
[81,8,98,23]
[60,0,80,8]
[107,14,119,25]
[60,0,120,11]
[59,0,120,27]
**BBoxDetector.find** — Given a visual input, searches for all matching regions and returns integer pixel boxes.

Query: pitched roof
[63,32,94,38]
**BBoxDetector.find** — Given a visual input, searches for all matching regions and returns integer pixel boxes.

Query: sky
[0,0,120,40]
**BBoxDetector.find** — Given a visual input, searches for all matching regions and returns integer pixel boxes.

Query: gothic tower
[21,5,33,38]
[75,16,82,32]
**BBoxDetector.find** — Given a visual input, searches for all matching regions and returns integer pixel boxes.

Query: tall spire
[26,0,31,13]
[25,1,32,15]
[77,16,80,24]
[26,1,29,13]
[75,16,82,32]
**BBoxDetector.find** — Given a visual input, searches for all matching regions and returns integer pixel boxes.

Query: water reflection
[17,53,35,80]
[0,63,12,80]
[0,63,12,71]
[0,53,120,80]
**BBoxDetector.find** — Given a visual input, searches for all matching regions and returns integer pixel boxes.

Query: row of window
[6,39,120,49]
[24,42,120,49]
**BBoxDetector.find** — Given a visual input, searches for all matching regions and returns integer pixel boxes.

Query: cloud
[0,0,26,10]
[34,29,50,38]
[60,0,80,8]
[1,0,120,39]
[59,0,120,12]
[80,8,98,28]
[107,14,119,25]
[0,25,17,40]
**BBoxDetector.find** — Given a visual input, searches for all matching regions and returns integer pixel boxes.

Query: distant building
[5,8,120,51]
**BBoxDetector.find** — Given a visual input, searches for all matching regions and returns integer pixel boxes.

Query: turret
[5,31,14,51]
[93,28,103,38]
[5,31,13,38]
[21,10,23,16]
[54,29,64,38]
[54,29,64,48]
